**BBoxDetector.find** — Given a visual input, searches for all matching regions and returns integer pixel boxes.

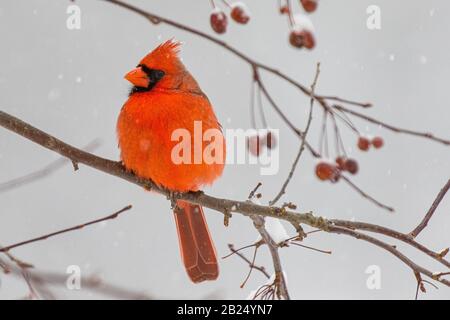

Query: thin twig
[333,104,450,146]
[222,242,258,259]
[289,241,332,255]
[227,244,270,279]
[286,0,295,27]
[327,225,450,286]
[0,205,132,253]
[240,246,259,288]
[410,179,450,238]
[21,270,39,299]
[0,257,11,273]
[433,272,450,279]
[250,215,290,299]
[0,139,101,193]
[247,182,262,200]
[270,63,320,205]
[253,68,302,137]
[1,249,34,269]
[0,247,38,298]
[256,84,268,128]
[330,219,450,269]
[340,175,394,212]
[3,261,152,299]
[320,96,372,108]
[249,78,257,129]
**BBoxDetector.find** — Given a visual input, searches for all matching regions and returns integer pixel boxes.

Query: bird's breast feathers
[117,90,225,191]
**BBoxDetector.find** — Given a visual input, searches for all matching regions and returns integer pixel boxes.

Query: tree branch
[340,175,394,212]
[0,139,100,194]
[250,215,290,299]
[270,62,320,205]
[410,179,450,238]
[1,110,448,290]
[3,261,152,299]
[333,104,450,146]
[327,225,450,286]
[0,205,132,253]
[227,243,270,279]
[330,219,450,269]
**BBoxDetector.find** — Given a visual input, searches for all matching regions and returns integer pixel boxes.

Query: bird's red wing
[174,200,219,283]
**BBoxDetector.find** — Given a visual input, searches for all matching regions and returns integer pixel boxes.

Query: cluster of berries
[315,136,384,182]
[357,136,384,151]
[210,2,250,34]
[246,131,277,157]
[279,0,318,50]
[315,157,357,183]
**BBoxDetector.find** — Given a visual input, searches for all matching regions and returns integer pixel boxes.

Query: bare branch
[327,225,450,286]
[250,215,290,299]
[340,175,394,212]
[270,63,320,205]
[289,241,332,255]
[227,243,270,279]
[333,104,450,146]
[319,96,372,108]
[330,219,450,269]
[0,257,11,273]
[0,139,100,193]
[410,179,450,238]
[0,205,132,253]
[3,261,152,299]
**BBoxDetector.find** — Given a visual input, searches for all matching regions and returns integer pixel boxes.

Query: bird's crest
[140,39,183,73]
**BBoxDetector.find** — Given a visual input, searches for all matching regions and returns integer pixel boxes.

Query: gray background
[0,0,449,299]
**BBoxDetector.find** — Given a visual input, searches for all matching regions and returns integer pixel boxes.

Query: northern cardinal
[117,40,225,283]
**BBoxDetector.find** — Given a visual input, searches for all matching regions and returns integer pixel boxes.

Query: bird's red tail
[174,200,219,283]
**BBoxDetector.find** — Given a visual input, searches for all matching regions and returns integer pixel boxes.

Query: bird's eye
[149,69,165,83]
[138,65,165,83]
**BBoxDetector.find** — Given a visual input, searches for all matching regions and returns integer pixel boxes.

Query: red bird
[117,40,225,283]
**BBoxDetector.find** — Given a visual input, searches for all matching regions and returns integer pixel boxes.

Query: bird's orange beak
[124,67,149,88]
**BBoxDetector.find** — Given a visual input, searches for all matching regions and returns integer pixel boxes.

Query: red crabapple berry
[357,136,370,151]
[210,9,228,34]
[289,30,304,48]
[265,131,277,149]
[289,29,315,49]
[299,30,315,49]
[230,2,250,24]
[300,0,318,13]
[315,161,337,181]
[372,136,384,149]
[344,158,359,175]
[335,156,346,170]
[247,135,262,157]
[279,5,290,15]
